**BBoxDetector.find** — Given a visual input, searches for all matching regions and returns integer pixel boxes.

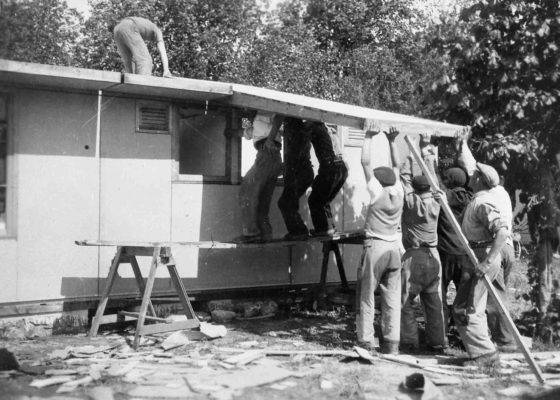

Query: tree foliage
[427,0,560,193]
[0,0,82,65]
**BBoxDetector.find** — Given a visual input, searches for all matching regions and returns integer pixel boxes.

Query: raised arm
[385,127,401,178]
[263,114,284,153]
[156,35,171,78]
[361,119,379,183]
[456,133,476,177]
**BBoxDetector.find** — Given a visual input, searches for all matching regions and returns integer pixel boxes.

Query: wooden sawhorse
[316,232,365,308]
[84,244,200,348]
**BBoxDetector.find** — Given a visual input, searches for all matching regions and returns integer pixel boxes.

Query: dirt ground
[1,254,560,400]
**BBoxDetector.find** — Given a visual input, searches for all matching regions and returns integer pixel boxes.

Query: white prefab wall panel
[13,90,100,301]
[0,240,17,302]
[99,97,172,243]
[170,184,291,290]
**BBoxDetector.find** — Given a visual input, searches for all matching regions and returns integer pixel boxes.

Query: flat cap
[444,167,467,188]
[476,162,500,188]
[373,166,396,187]
[412,175,431,193]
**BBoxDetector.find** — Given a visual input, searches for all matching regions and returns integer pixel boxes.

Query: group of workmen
[110,16,515,365]
[358,123,515,365]
[235,111,514,365]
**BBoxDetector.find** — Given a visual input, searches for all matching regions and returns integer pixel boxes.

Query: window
[136,101,170,134]
[0,95,8,234]
[177,108,229,180]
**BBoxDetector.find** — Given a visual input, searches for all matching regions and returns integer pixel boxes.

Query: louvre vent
[136,102,170,134]
[345,128,365,147]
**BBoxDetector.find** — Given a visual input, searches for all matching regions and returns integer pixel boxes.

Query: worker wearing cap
[399,138,445,353]
[454,139,509,363]
[458,138,516,352]
[357,121,404,355]
[436,166,473,337]
[112,17,171,77]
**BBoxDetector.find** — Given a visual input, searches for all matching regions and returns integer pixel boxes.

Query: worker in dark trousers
[112,17,171,77]
[278,118,314,240]
[436,166,472,339]
[307,121,348,236]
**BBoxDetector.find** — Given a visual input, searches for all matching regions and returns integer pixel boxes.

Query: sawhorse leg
[317,241,349,308]
[132,247,199,349]
[90,247,123,337]
[133,247,160,348]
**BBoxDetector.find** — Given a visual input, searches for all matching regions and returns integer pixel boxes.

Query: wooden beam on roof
[116,73,233,102]
[222,83,464,137]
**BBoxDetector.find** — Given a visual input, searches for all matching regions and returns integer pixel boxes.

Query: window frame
[171,104,240,184]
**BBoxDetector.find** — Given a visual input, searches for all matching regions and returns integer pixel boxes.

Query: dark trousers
[278,163,314,234]
[439,251,469,335]
[308,161,348,232]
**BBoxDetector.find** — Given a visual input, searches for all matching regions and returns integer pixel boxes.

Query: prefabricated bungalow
[0,59,464,318]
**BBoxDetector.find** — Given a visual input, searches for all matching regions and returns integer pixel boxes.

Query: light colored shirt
[462,189,509,243]
[364,177,404,241]
[127,17,163,43]
[246,111,282,144]
[491,185,514,246]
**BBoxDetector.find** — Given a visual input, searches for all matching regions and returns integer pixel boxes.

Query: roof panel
[0,59,121,92]
[222,83,463,137]
[114,73,233,101]
[0,59,464,136]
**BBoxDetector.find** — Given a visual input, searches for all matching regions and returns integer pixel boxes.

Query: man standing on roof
[399,135,446,354]
[451,139,509,365]
[307,121,348,236]
[357,121,404,354]
[235,111,284,243]
[112,17,171,77]
[278,118,314,240]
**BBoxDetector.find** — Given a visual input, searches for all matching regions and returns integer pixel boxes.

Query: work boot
[310,227,336,237]
[355,341,378,355]
[400,343,419,354]
[380,341,399,355]
[284,232,309,241]
[496,343,517,353]
[462,351,500,368]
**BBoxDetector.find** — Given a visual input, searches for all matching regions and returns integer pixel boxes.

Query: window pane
[179,110,227,176]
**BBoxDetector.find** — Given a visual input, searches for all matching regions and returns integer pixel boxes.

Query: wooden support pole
[404,135,545,384]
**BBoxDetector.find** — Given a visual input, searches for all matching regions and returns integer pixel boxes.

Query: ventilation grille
[136,102,170,134]
[345,128,365,147]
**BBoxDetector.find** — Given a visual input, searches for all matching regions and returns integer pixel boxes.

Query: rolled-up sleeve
[476,202,508,235]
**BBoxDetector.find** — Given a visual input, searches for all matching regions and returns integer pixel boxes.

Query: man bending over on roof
[112,17,171,77]
[357,121,404,355]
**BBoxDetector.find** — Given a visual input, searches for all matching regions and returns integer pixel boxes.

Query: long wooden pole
[404,135,545,384]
